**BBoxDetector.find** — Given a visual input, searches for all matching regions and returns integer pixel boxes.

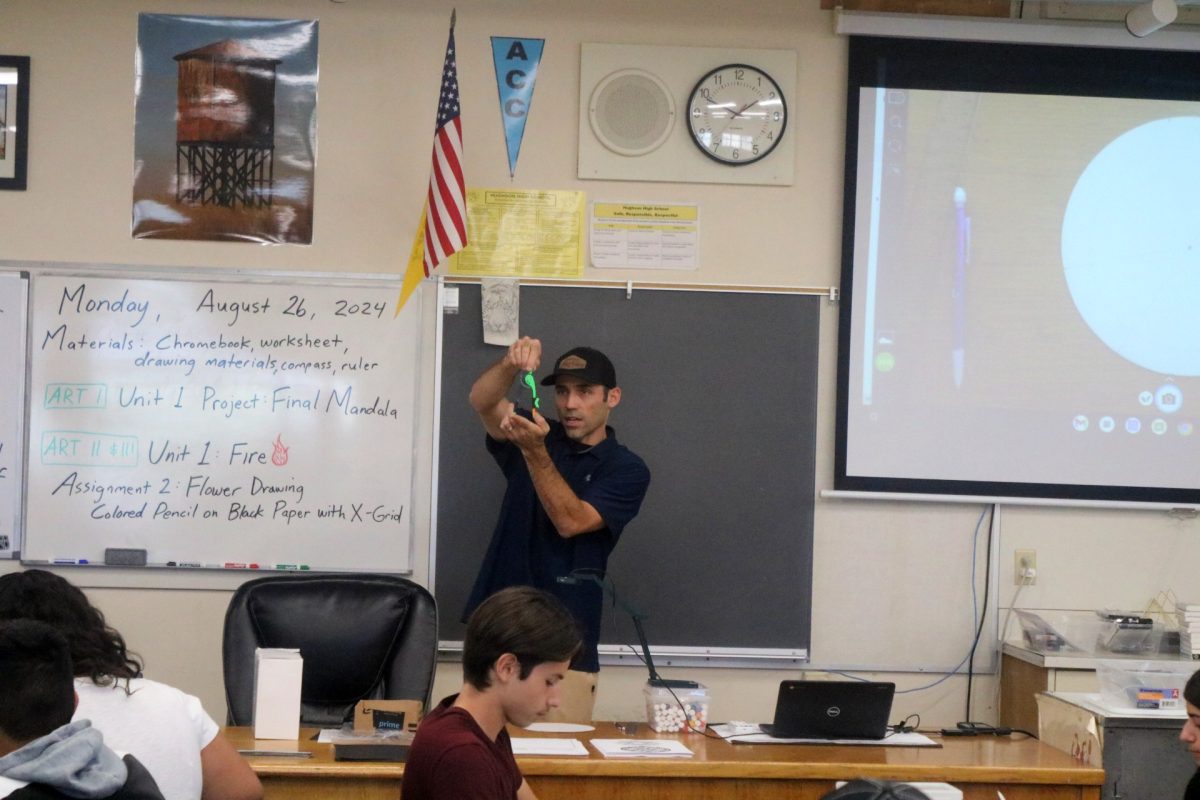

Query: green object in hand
[522,371,540,409]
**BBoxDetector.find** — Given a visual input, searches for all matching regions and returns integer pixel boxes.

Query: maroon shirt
[401,695,523,800]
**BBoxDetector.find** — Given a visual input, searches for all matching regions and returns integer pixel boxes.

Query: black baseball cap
[540,346,616,388]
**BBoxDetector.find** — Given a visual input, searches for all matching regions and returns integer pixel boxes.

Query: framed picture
[0,55,30,191]
[132,15,318,243]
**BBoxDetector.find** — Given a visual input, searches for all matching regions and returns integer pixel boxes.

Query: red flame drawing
[271,434,289,467]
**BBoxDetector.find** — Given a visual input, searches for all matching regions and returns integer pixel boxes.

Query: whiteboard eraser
[104,548,147,566]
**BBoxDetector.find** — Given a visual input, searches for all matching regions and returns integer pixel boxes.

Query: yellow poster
[448,188,584,278]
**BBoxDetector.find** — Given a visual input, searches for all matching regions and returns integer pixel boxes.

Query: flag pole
[394,7,467,316]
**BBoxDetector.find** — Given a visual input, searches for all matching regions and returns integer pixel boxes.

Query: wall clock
[687,63,787,166]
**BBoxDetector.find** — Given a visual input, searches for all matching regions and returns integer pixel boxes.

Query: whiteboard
[0,272,28,558]
[23,271,422,572]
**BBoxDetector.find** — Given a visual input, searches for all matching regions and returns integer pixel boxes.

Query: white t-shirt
[0,775,27,798]
[73,677,220,800]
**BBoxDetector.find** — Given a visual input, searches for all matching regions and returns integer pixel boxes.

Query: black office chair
[222,573,438,727]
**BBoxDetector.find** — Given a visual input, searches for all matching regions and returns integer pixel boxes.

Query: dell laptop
[760,680,895,740]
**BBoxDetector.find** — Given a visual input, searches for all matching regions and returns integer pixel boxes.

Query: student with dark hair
[0,619,164,799]
[0,571,260,800]
[1181,669,1200,799]
[402,586,582,800]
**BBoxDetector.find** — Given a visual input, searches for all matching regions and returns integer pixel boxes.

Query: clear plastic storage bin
[643,682,709,733]
[1013,609,1104,653]
[1096,619,1164,655]
[1095,659,1195,709]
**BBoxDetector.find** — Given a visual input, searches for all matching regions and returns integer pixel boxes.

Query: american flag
[423,13,467,276]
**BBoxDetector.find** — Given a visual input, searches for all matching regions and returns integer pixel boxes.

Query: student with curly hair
[0,570,260,800]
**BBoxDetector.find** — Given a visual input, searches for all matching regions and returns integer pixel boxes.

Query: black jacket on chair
[222,573,438,727]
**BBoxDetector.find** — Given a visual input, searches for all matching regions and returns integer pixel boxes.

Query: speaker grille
[588,69,675,157]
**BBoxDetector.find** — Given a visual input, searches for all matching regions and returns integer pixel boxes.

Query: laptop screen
[762,680,895,740]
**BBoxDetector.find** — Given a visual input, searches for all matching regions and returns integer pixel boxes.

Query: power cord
[616,507,1012,738]
[598,575,727,740]
[656,680,730,740]
[938,721,1036,738]
[940,721,1013,737]
[963,504,995,724]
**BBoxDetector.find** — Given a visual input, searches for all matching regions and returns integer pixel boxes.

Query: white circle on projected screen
[1155,383,1183,413]
[1062,117,1200,376]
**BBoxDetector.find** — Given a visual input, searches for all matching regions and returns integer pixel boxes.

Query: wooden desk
[226,725,1102,800]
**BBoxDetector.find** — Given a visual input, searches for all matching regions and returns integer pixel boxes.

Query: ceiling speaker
[587,68,675,157]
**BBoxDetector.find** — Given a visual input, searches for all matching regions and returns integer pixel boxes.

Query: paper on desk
[510,737,589,756]
[590,738,694,758]
[711,723,939,747]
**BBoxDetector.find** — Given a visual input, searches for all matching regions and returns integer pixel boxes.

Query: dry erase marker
[53,558,89,565]
[223,562,249,569]
[272,563,310,571]
[167,561,203,568]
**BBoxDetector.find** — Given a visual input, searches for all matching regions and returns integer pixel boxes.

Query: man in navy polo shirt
[465,337,650,722]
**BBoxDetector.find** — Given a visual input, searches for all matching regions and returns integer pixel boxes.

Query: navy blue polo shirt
[463,414,650,672]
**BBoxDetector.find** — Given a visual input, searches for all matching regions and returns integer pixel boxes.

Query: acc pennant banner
[491,37,544,178]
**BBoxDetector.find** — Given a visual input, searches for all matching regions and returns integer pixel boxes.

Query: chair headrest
[244,579,418,703]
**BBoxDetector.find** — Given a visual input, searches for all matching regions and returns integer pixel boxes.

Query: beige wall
[2,0,1198,731]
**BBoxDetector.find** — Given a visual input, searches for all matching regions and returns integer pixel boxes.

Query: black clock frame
[686,62,788,167]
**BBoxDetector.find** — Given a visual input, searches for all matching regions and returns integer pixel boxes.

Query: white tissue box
[253,648,303,740]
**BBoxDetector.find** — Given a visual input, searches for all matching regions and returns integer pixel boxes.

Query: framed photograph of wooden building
[0,55,30,191]
[132,14,318,243]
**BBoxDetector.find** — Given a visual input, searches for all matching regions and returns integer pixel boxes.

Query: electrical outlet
[1014,549,1037,585]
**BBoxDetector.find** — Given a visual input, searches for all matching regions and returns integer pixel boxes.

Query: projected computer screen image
[836,36,1200,503]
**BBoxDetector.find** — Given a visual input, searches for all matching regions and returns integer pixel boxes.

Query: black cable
[963,504,995,724]
[597,577,727,738]
[587,569,770,741]
[888,713,921,735]
[656,681,729,739]
[942,721,1029,738]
